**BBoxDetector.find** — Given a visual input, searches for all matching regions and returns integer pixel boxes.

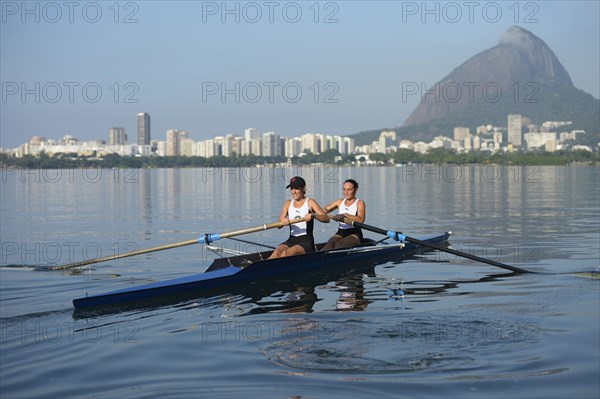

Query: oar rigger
[201,233,221,244]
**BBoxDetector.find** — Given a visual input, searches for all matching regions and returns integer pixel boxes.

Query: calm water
[1,165,599,398]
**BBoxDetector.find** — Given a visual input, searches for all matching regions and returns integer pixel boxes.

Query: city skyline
[1,2,599,149]
[10,110,590,159]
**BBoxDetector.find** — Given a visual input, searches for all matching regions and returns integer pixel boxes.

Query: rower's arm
[309,199,331,223]
[277,200,291,226]
[340,199,366,224]
[321,199,341,214]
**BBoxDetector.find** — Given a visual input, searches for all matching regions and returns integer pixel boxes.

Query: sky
[1,0,599,149]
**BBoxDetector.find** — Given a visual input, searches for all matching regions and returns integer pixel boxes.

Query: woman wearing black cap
[268,176,330,259]
[320,179,365,251]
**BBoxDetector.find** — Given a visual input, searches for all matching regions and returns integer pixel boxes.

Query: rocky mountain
[350,26,599,147]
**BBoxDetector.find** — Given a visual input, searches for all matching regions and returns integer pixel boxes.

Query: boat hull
[73,232,449,309]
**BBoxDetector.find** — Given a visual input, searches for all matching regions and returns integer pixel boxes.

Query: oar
[343,218,532,274]
[49,219,305,270]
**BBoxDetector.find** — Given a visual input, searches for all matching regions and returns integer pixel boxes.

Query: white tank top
[338,198,359,229]
[288,198,311,236]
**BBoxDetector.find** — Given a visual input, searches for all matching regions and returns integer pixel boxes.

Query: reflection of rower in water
[321,179,366,251]
[282,280,367,312]
[335,276,368,311]
[283,286,318,313]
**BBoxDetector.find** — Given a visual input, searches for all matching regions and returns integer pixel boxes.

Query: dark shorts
[335,227,363,240]
[282,234,315,253]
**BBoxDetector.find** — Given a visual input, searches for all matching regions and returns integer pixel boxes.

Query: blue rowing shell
[73,233,449,309]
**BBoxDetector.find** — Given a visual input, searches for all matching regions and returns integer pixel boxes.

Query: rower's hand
[304,213,313,222]
[333,213,346,222]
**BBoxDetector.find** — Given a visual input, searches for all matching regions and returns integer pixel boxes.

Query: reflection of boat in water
[72,232,450,316]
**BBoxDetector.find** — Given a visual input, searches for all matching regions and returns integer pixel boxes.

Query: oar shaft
[50,218,306,270]
[402,235,528,273]
[346,219,531,274]
[51,239,200,270]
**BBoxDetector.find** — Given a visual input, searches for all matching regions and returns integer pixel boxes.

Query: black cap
[286,176,306,189]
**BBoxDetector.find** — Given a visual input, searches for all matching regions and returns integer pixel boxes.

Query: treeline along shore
[0,149,597,170]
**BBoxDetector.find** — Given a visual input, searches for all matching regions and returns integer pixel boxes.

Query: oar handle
[216,218,306,241]
[333,216,404,241]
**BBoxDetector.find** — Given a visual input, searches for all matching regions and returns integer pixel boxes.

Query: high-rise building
[222,134,235,157]
[137,113,151,145]
[240,140,251,156]
[301,133,319,154]
[262,132,281,157]
[232,136,243,156]
[378,131,397,153]
[285,137,303,157]
[180,137,196,156]
[341,137,354,155]
[198,139,219,157]
[524,132,557,150]
[453,127,469,141]
[316,134,329,152]
[251,139,262,156]
[244,128,260,141]
[493,132,503,149]
[464,135,473,150]
[166,129,182,156]
[108,127,127,145]
[508,114,522,147]
[472,135,481,150]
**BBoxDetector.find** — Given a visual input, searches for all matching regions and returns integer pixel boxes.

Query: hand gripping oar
[50,219,305,270]
[343,218,532,274]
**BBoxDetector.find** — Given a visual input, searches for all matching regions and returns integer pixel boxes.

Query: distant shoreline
[1,151,598,170]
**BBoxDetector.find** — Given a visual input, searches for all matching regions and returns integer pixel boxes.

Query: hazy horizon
[1,1,599,148]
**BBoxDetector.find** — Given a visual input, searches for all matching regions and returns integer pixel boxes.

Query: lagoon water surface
[1,165,599,398]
